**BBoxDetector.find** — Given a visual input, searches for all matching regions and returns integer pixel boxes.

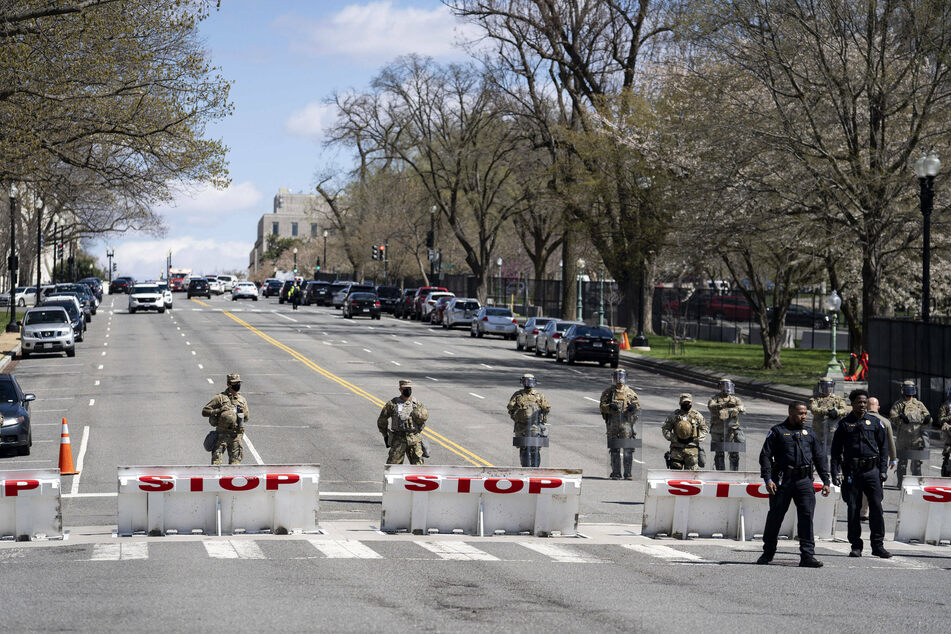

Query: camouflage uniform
[890,396,932,480]
[377,392,428,465]
[707,392,746,470]
[939,399,951,477]
[599,384,639,479]
[507,385,551,467]
[808,393,848,456]
[201,373,249,465]
[662,395,708,470]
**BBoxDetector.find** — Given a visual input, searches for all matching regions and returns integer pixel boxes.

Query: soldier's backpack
[674,416,695,441]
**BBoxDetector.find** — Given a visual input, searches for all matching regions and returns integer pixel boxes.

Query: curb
[617,350,811,405]
[0,343,20,372]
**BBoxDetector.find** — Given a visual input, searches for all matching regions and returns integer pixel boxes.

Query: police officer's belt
[783,466,813,480]
[849,457,878,473]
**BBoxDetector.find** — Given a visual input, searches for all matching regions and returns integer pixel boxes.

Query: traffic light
[315,258,321,272]
[112,262,117,272]
[372,245,379,260]
[378,245,386,261]
[57,243,63,259]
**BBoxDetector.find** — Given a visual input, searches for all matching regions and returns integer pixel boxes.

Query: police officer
[662,394,708,470]
[290,281,301,310]
[599,369,639,480]
[830,389,891,558]
[377,379,428,464]
[507,373,551,467]
[808,376,848,457]
[707,378,746,470]
[889,380,933,484]
[756,402,831,568]
[938,387,951,477]
[201,373,249,465]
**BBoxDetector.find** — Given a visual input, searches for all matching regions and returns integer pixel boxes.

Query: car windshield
[460,301,480,310]
[43,301,79,319]
[377,287,400,298]
[0,382,17,402]
[25,309,68,325]
[486,308,513,317]
[573,326,613,338]
[190,280,206,286]
[555,322,577,330]
[133,285,159,293]
[349,286,374,293]
[533,318,552,326]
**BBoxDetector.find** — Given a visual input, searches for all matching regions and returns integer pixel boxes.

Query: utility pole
[6,194,18,332]
[35,202,42,306]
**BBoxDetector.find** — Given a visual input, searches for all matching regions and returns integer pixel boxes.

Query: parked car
[411,286,448,320]
[169,277,186,292]
[442,298,480,329]
[278,280,296,304]
[263,279,283,298]
[428,295,456,325]
[55,283,97,315]
[534,320,584,358]
[232,281,259,301]
[128,283,166,313]
[216,274,236,292]
[554,324,620,367]
[394,288,418,319]
[109,277,134,294]
[157,282,173,309]
[41,297,86,341]
[48,291,92,322]
[77,277,103,301]
[334,283,374,309]
[765,304,831,329]
[470,306,518,339]
[375,285,402,313]
[187,278,211,299]
[342,292,381,319]
[0,374,36,455]
[0,287,32,307]
[516,316,554,351]
[705,295,754,321]
[421,292,455,321]
[18,306,75,359]
[303,281,329,306]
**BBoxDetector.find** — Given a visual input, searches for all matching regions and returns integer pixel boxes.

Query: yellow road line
[220,310,494,467]
[190,298,210,307]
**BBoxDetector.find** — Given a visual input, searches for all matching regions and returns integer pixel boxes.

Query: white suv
[216,275,236,292]
[128,284,166,313]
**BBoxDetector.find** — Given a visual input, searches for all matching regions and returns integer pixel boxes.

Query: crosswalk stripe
[417,541,499,561]
[817,542,934,568]
[518,542,602,563]
[203,540,265,559]
[308,539,382,559]
[622,543,705,562]
[90,542,148,561]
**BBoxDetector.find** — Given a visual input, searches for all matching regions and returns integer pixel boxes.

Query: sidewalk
[0,328,19,371]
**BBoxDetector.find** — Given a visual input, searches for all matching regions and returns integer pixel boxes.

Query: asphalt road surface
[0,293,947,633]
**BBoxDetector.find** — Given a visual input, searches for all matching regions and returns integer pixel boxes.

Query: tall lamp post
[429,206,437,279]
[106,247,114,286]
[598,267,605,326]
[322,230,328,279]
[496,257,502,304]
[35,197,43,306]
[6,191,18,332]
[292,247,298,275]
[824,290,842,377]
[576,258,585,321]
[913,151,940,322]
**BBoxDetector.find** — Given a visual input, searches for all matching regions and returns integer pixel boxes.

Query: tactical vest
[389,399,418,433]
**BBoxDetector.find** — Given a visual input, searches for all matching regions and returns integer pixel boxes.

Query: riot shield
[606,407,642,480]
[710,415,746,471]
[895,433,933,488]
[512,407,549,468]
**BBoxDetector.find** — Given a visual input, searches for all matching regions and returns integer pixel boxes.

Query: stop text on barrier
[400,475,565,495]
[127,473,302,493]
[661,479,823,499]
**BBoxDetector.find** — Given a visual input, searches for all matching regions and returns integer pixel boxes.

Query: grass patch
[0,309,25,333]
[637,335,839,389]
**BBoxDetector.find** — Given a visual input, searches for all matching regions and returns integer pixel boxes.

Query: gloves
[942,423,951,432]
[880,473,888,484]
[626,404,638,413]
[832,475,842,487]
[924,415,933,426]
[608,403,620,412]
[826,408,838,418]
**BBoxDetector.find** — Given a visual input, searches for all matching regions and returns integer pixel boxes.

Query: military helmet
[674,417,694,441]
[612,369,627,385]
[901,380,917,397]
[719,378,735,395]
[521,373,536,389]
[818,376,835,395]
[226,373,241,385]
[679,393,692,405]
[399,379,413,388]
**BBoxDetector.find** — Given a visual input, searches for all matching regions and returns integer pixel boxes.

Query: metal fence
[868,318,951,415]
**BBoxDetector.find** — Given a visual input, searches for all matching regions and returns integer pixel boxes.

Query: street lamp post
[598,268,605,326]
[35,197,42,306]
[576,258,585,321]
[322,230,328,279]
[914,151,941,322]
[106,248,114,286]
[429,206,437,279]
[496,257,503,304]
[824,290,842,377]
[6,193,18,332]
[292,247,298,275]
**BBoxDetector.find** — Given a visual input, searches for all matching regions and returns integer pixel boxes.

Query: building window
[272,222,279,235]
[291,222,298,237]
[311,223,318,237]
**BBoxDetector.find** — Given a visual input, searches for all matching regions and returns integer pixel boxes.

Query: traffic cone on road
[59,418,79,475]
[619,332,630,351]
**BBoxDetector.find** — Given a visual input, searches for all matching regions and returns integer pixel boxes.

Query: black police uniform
[830,412,888,553]
[759,418,830,560]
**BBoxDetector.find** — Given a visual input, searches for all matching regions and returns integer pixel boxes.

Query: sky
[95,1,476,280]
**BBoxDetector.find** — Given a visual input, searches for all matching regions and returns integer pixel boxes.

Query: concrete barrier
[0,468,63,541]
[641,469,838,540]
[117,465,320,536]
[894,476,951,544]
[380,465,582,537]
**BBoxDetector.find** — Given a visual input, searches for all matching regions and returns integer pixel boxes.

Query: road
[0,292,947,633]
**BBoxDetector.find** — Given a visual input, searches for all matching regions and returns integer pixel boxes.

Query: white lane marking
[198,364,204,370]
[569,369,583,375]
[98,364,103,370]
[425,376,439,382]
[106,327,110,331]
[930,465,942,470]
[192,308,201,311]
[322,340,332,346]
[519,543,602,563]
[363,348,373,353]
[367,326,375,330]
[177,326,180,330]
[105,334,109,338]
[121,542,149,560]
[186,341,191,346]
[101,351,106,356]
[69,426,91,495]
[305,324,311,328]
[468,392,485,399]
[309,539,382,559]
[273,311,298,323]
[391,361,402,366]
[203,541,265,559]
[180,333,185,336]
[414,341,423,346]
[207,378,214,384]
[339,339,348,344]
[479,363,493,369]
[244,434,264,465]
[94,380,100,387]
[418,542,499,561]
[584,397,600,403]
[623,543,705,563]
[88,399,95,406]
[442,350,455,355]
[322,331,329,336]
[191,350,196,355]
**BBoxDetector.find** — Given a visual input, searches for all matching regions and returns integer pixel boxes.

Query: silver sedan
[470,307,518,339]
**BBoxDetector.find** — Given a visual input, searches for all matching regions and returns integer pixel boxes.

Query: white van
[216,275,236,292]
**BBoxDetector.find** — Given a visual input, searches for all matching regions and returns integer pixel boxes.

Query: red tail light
[553,333,561,339]
[482,316,489,321]
[531,328,538,334]
[351,301,359,306]
[374,302,380,307]
[511,319,518,324]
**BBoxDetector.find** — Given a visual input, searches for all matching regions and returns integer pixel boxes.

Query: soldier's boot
[729,453,740,471]
[896,461,906,488]
[714,451,725,471]
[942,450,951,478]
[421,441,430,459]
[519,447,531,468]
[622,450,634,480]
[609,451,621,480]
[911,459,922,476]
[664,451,672,469]
[531,448,541,468]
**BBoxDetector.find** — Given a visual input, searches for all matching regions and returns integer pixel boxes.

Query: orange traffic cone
[619,332,630,351]
[59,418,79,475]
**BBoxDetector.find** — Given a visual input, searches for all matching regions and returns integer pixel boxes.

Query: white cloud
[157,181,263,225]
[105,236,254,280]
[284,102,338,142]
[276,2,478,63]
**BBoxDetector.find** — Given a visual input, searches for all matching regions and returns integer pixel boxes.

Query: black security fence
[868,318,951,415]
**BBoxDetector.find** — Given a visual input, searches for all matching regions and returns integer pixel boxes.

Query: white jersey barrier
[381,465,582,537]
[895,476,951,544]
[0,469,63,541]
[641,469,838,540]
[117,465,320,536]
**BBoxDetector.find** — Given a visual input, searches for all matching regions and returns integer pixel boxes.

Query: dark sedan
[555,324,620,367]
[0,375,35,456]
[109,277,134,294]
[766,304,831,329]
[394,288,417,319]
[375,285,401,313]
[186,278,211,299]
[343,292,381,319]
[263,279,283,297]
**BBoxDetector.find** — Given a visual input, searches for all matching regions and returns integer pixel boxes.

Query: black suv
[109,277,134,294]
[264,279,283,297]
[375,285,401,313]
[304,281,329,306]
[187,278,211,299]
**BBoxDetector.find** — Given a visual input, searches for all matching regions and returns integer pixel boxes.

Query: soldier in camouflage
[507,373,551,467]
[889,380,933,483]
[662,394,708,470]
[938,387,951,477]
[377,379,428,465]
[808,377,848,457]
[599,369,639,480]
[201,373,249,465]
[707,378,746,470]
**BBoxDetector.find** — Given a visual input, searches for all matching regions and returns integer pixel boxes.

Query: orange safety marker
[59,417,79,475]
[619,332,631,351]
